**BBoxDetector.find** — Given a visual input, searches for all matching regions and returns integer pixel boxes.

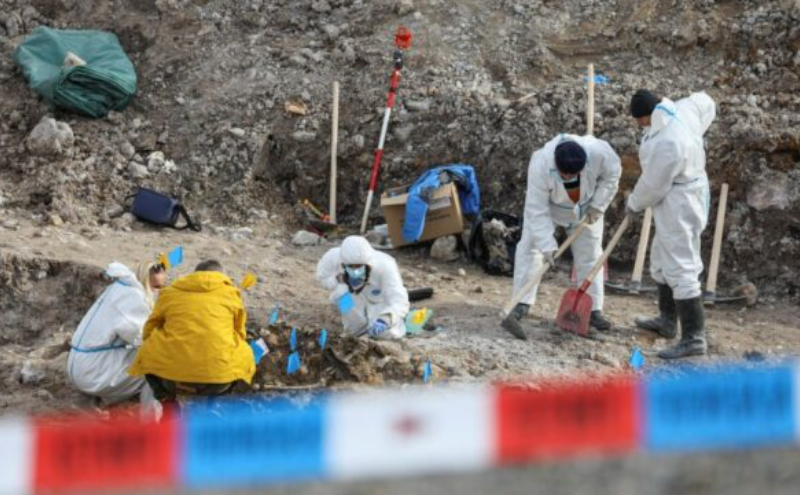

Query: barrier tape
[1,362,799,493]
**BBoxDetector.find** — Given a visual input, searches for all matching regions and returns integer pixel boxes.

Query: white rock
[405,99,431,112]
[229,127,246,138]
[120,141,136,160]
[230,227,255,242]
[395,0,414,15]
[292,131,317,143]
[292,230,322,246]
[147,151,166,172]
[27,117,74,156]
[129,162,149,179]
[430,235,460,262]
[19,361,45,385]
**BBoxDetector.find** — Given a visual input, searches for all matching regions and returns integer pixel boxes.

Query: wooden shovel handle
[630,207,652,284]
[706,183,728,295]
[586,64,595,136]
[580,216,630,290]
[503,218,591,315]
[329,81,340,224]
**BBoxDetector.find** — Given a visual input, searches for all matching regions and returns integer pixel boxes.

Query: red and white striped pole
[360,26,413,234]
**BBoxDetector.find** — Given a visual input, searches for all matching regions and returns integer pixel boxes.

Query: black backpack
[467,210,522,277]
[128,188,202,231]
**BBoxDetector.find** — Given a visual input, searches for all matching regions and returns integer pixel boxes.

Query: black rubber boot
[501,303,530,340]
[658,297,707,360]
[635,283,677,339]
[590,311,612,331]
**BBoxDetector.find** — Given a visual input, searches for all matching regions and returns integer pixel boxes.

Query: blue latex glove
[368,318,390,338]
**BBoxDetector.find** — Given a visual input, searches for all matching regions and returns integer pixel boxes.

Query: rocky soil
[0,0,798,301]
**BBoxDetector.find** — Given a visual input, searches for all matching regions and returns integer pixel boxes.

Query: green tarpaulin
[13,27,137,118]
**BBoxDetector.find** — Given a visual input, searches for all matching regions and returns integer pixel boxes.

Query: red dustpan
[556,216,630,336]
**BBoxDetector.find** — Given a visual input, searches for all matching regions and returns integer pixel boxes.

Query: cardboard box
[380,183,465,248]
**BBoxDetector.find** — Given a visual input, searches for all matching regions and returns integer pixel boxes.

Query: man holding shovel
[626,89,716,359]
[503,134,621,340]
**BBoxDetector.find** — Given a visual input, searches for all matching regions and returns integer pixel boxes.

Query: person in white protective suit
[67,261,166,417]
[317,236,410,340]
[502,134,622,340]
[626,89,716,359]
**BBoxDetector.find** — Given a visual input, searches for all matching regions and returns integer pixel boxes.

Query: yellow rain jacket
[129,271,255,384]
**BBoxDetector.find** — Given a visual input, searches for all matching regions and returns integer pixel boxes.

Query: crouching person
[128,260,255,403]
[68,261,166,418]
[317,236,409,340]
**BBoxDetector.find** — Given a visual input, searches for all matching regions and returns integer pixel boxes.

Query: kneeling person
[317,236,410,339]
[504,134,622,339]
[129,260,255,401]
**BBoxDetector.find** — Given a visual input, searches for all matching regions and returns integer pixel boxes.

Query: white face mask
[344,266,367,289]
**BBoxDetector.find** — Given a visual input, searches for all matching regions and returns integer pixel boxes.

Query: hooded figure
[317,236,410,339]
[626,91,716,359]
[503,134,621,340]
[128,263,255,389]
[67,262,164,418]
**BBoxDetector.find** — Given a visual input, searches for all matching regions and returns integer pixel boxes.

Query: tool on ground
[605,207,657,295]
[300,199,337,232]
[556,216,630,336]
[702,183,758,306]
[502,218,591,317]
[359,26,413,234]
[330,81,339,225]
[408,287,434,302]
[587,63,595,135]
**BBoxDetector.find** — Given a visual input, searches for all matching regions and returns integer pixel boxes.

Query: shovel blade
[555,289,593,336]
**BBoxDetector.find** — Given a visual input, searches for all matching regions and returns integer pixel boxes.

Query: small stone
[292,131,317,143]
[322,24,340,40]
[26,117,74,156]
[457,268,467,276]
[36,389,54,401]
[393,124,414,142]
[120,141,135,160]
[147,151,166,172]
[430,235,460,262]
[352,134,365,149]
[230,227,255,242]
[395,0,414,15]
[229,127,246,138]
[292,230,322,246]
[19,361,45,385]
[129,162,149,179]
[48,214,64,227]
[5,12,21,38]
[405,99,431,112]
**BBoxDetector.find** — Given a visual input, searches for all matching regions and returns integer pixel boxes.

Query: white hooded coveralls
[627,92,715,300]
[317,237,410,339]
[513,134,622,311]
[67,263,159,415]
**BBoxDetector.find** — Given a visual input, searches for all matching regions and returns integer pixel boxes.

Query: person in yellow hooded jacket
[128,260,255,401]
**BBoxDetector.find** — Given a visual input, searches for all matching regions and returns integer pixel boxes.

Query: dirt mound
[248,323,434,391]
[0,253,104,346]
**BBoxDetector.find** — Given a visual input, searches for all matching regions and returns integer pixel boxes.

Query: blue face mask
[345,266,367,287]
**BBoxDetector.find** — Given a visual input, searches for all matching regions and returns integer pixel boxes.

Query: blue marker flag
[290,327,297,351]
[269,305,279,325]
[423,360,432,383]
[287,352,301,375]
[629,348,645,371]
[319,329,328,349]
[167,246,184,268]
[338,292,355,314]
[583,74,609,84]
[250,338,268,364]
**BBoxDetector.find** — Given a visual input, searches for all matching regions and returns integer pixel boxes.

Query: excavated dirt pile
[1,0,799,301]
[248,322,434,391]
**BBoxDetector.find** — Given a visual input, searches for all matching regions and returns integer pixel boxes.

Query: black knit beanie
[554,141,587,175]
[630,89,660,118]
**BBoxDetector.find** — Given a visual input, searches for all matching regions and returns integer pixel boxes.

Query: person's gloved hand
[368,318,390,338]
[585,206,603,225]
[542,250,557,268]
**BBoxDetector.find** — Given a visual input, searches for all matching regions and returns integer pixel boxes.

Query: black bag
[128,188,201,231]
[468,210,522,276]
